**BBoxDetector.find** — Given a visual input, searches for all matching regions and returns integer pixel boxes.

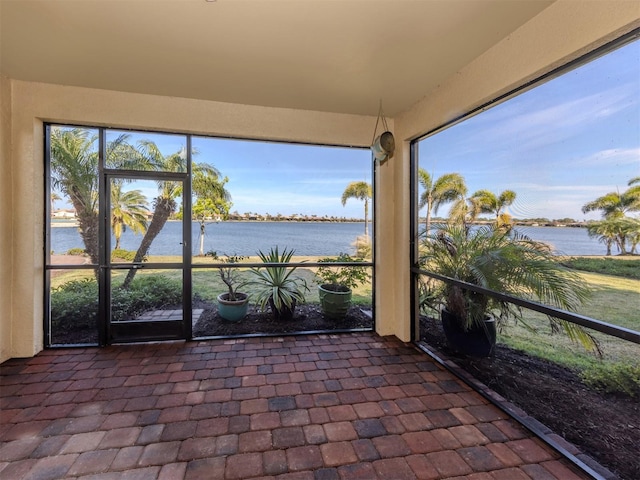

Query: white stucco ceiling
[0,0,554,116]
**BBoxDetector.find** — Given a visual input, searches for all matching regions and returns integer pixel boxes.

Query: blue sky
[418,39,639,221]
[55,39,638,222]
[192,138,371,218]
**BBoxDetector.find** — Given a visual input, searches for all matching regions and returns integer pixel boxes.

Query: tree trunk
[199,221,205,256]
[364,198,369,237]
[424,193,433,238]
[616,234,628,255]
[70,196,99,279]
[122,197,173,288]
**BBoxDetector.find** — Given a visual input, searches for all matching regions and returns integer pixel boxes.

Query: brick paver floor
[0,332,589,479]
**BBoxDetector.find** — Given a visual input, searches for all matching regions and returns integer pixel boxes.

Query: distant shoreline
[50,219,591,228]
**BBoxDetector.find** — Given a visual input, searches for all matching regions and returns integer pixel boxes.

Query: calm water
[50,221,606,256]
[51,221,370,257]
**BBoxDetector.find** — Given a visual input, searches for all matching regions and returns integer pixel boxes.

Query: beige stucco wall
[1,0,638,361]
[2,81,379,361]
[1,76,13,362]
[385,0,639,342]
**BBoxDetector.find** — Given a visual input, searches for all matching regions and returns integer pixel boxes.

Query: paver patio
[0,332,590,479]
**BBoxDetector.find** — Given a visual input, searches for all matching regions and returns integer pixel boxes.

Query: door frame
[99,168,192,345]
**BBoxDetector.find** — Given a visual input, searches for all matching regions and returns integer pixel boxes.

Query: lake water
[50,221,607,257]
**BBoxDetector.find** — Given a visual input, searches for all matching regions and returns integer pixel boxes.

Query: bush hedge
[51,275,183,331]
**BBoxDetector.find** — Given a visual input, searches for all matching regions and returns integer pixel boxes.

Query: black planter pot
[441,309,497,357]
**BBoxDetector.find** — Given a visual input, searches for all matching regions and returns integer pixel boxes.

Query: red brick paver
[0,333,591,479]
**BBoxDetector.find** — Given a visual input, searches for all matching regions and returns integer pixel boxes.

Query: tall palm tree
[342,181,372,236]
[50,128,148,268]
[50,192,62,214]
[122,148,226,287]
[121,143,186,288]
[470,189,517,227]
[449,195,482,226]
[417,169,466,236]
[582,178,640,219]
[581,190,639,219]
[50,128,100,265]
[110,182,149,250]
[586,218,621,256]
[582,180,640,255]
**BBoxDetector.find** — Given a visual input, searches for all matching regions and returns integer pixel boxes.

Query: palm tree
[448,195,482,226]
[50,192,62,214]
[50,128,149,268]
[582,180,640,254]
[627,218,640,254]
[50,128,100,265]
[121,143,186,288]
[418,169,466,235]
[342,181,372,236]
[581,182,640,220]
[586,219,621,256]
[122,148,227,287]
[469,189,517,227]
[192,165,232,256]
[110,182,149,250]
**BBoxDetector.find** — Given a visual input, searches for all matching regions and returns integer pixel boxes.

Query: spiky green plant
[247,247,309,319]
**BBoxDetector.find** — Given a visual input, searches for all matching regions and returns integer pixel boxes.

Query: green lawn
[497,260,640,396]
[51,257,373,307]
[562,255,640,280]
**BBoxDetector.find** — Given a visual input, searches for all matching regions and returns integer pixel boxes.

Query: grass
[497,257,640,395]
[562,255,640,280]
[51,256,373,307]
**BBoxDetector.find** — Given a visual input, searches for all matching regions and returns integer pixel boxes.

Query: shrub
[50,278,98,332]
[112,275,182,321]
[581,363,640,397]
[316,253,370,290]
[66,247,86,256]
[351,235,372,260]
[111,249,139,262]
[51,275,182,328]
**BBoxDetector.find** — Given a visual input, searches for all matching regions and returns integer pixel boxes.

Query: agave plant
[247,247,309,320]
[419,223,599,353]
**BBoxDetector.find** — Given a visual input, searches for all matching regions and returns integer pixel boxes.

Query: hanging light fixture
[371,102,395,164]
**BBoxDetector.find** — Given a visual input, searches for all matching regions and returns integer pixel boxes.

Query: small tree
[206,251,247,301]
[316,253,370,290]
[192,167,231,256]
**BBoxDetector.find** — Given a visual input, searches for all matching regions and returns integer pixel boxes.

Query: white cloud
[461,81,638,152]
[573,147,640,167]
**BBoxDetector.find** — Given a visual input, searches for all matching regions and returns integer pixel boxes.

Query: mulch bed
[419,315,640,480]
[193,302,373,337]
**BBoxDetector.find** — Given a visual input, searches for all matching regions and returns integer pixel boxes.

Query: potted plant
[419,223,596,357]
[246,246,309,320]
[316,253,370,319]
[206,251,250,322]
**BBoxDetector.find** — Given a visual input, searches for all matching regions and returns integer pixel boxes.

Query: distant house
[52,209,76,219]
